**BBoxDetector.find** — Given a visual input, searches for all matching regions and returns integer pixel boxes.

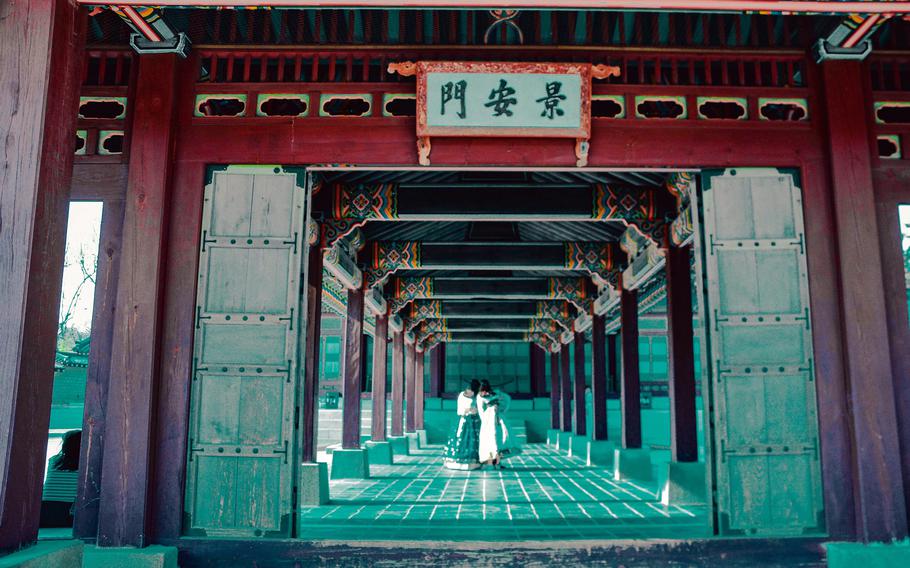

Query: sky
[59,202,103,333]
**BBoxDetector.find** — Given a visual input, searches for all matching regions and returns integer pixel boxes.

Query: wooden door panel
[186,167,305,537]
[699,169,822,536]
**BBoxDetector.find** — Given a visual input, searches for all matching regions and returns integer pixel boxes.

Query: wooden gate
[696,169,824,536]
[184,166,308,537]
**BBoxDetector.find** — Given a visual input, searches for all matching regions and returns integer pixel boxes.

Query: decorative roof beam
[389,276,591,314]
[367,241,621,289]
[108,6,190,57]
[407,299,576,331]
[814,14,891,62]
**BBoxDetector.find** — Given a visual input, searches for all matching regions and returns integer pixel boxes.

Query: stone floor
[300,443,709,541]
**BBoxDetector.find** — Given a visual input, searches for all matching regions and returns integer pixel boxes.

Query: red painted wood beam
[415,350,426,430]
[822,60,908,542]
[97,53,178,548]
[429,343,446,398]
[620,288,642,449]
[0,0,85,551]
[390,331,405,437]
[78,1,910,16]
[665,246,697,463]
[342,287,365,449]
[371,312,389,441]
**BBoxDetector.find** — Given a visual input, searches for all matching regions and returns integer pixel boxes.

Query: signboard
[389,61,619,167]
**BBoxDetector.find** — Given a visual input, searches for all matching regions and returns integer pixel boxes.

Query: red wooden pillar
[429,343,446,397]
[95,54,178,548]
[301,245,324,461]
[390,331,405,437]
[560,343,572,432]
[573,333,587,436]
[607,333,620,394]
[620,289,642,449]
[0,0,84,550]
[590,314,609,441]
[371,312,389,442]
[822,61,908,541]
[530,343,547,396]
[405,341,417,433]
[341,288,365,449]
[415,349,426,430]
[549,352,561,429]
[666,246,698,462]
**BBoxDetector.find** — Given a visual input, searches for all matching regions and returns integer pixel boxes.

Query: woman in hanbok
[477,379,516,469]
[442,379,481,470]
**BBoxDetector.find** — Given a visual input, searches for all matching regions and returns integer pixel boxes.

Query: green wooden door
[697,169,823,536]
[185,166,306,537]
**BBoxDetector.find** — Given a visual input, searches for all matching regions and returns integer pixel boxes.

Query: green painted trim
[75,129,87,156]
[193,93,248,118]
[318,93,373,117]
[255,93,310,117]
[757,97,809,122]
[878,134,903,159]
[78,96,127,120]
[695,96,748,121]
[97,130,124,155]
[592,94,625,119]
[873,101,910,125]
[382,93,416,117]
[634,95,688,120]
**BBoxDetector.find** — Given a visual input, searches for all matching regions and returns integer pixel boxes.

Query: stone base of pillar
[568,435,589,458]
[298,462,330,506]
[557,431,572,452]
[365,440,393,465]
[83,545,178,568]
[0,540,83,568]
[330,448,370,480]
[546,429,560,445]
[405,432,420,452]
[658,461,706,506]
[613,448,653,482]
[388,435,410,455]
[586,440,616,467]
[416,429,428,447]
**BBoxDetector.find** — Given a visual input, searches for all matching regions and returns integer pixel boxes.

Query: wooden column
[429,343,446,397]
[607,333,620,394]
[96,54,178,548]
[590,314,609,441]
[390,331,405,437]
[371,313,389,442]
[666,246,698,462]
[620,289,642,449]
[405,341,417,432]
[301,245,324,462]
[560,343,572,432]
[822,61,908,541]
[549,352,561,429]
[73,200,124,539]
[530,344,547,396]
[0,0,84,550]
[573,333,587,436]
[415,349,426,430]
[341,288,365,449]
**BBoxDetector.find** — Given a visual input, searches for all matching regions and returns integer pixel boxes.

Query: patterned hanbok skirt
[442,414,481,470]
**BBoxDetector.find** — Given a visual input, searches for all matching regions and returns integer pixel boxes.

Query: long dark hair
[479,379,492,394]
[51,430,81,472]
[469,379,480,393]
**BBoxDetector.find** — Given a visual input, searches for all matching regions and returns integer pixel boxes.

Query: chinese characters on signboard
[429,72,582,129]
[389,61,618,167]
